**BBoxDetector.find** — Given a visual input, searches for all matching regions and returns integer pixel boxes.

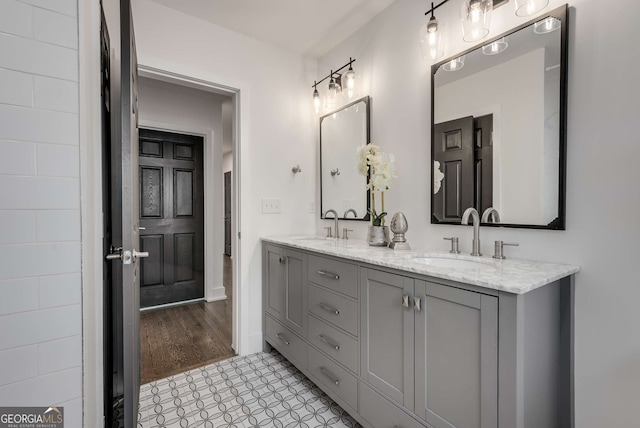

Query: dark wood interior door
[138,128,204,308]
[224,171,231,257]
[433,116,474,222]
[474,114,493,215]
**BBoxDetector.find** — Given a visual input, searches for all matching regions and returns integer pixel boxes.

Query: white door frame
[137,65,243,354]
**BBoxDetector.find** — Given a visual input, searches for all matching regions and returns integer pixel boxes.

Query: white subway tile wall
[0,0,81,421]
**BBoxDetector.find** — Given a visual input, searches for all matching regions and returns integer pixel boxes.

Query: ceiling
[151,0,396,58]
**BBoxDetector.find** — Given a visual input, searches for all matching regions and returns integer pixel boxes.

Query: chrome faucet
[323,209,339,239]
[343,208,358,218]
[461,207,481,256]
[481,207,501,223]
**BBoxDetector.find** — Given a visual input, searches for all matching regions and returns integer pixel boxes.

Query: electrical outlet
[309,201,315,213]
[262,198,281,214]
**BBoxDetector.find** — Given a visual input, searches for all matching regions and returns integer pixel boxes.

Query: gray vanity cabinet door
[264,244,285,322]
[414,281,498,428]
[283,249,307,338]
[360,268,414,410]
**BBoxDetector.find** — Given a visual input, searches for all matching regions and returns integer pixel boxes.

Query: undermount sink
[293,236,334,242]
[408,255,496,270]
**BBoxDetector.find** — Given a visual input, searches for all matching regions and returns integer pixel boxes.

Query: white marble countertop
[262,236,580,295]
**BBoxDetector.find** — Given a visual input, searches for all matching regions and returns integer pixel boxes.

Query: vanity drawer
[265,315,307,369]
[359,383,424,428]
[309,348,358,411]
[309,284,358,337]
[308,315,359,374]
[308,254,358,298]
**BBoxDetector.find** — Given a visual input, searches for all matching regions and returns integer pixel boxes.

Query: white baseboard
[205,285,227,302]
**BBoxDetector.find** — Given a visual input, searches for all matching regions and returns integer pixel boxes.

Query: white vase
[367,225,390,246]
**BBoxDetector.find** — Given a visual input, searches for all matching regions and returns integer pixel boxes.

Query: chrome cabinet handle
[402,294,409,308]
[414,296,421,312]
[317,270,340,280]
[318,302,340,315]
[278,257,285,264]
[275,333,290,345]
[319,367,340,386]
[318,334,340,350]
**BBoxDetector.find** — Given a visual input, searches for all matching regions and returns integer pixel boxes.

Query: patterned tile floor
[138,350,362,428]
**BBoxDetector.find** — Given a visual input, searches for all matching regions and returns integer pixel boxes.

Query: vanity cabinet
[360,268,499,428]
[414,281,498,428]
[263,244,307,338]
[262,240,575,428]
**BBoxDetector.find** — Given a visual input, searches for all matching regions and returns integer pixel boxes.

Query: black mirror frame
[320,95,371,221]
[430,4,569,230]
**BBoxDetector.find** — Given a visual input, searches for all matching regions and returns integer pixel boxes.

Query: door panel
[360,268,414,409]
[284,249,307,337]
[265,245,285,320]
[414,281,498,428]
[118,1,141,426]
[138,128,204,307]
[433,116,474,222]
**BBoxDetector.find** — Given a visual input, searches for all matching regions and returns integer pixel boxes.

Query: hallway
[140,256,235,384]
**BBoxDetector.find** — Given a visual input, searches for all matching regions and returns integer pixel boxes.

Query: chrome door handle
[105,246,123,261]
[318,334,340,350]
[275,333,290,345]
[318,302,340,315]
[317,270,340,280]
[402,294,409,308]
[133,249,149,261]
[319,367,340,386]
[414,296,421,312]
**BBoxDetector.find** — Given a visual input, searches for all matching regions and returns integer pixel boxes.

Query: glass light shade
[313,88,321,114]
[343,67,357,99]
[442,55,465,71]
[460,0,493,43]
[419,18,444,60]
[482,37,508,55]
[325,78,337,110]
[534,16,560,34]
[514,0,549,17]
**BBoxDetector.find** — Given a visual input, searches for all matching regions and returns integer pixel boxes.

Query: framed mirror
[431,5,568,229]
[320,96,370,221]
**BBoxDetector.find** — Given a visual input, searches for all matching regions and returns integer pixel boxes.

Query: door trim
[138,120,222,304]
[137,65,243,355]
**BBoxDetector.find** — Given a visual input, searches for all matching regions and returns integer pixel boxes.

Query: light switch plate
[262,198,281,214]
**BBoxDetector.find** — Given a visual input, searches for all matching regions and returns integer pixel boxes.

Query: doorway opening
[135,71,241,383]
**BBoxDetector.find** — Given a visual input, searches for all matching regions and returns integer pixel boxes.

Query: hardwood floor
[140,256,235,384]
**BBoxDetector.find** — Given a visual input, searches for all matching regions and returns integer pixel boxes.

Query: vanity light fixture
[419,2,444,60]
[514,0,548,16]
[442,55,465,71]
[482,36,508,54]
[311,58,357,113]
[534,16,560,34]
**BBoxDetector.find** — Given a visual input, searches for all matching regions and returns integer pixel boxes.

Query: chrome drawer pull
[318,334,340,350]
[318,302,340,315]
[275,333,290,345]
[319,367,340,386]
[317,270,340,280]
